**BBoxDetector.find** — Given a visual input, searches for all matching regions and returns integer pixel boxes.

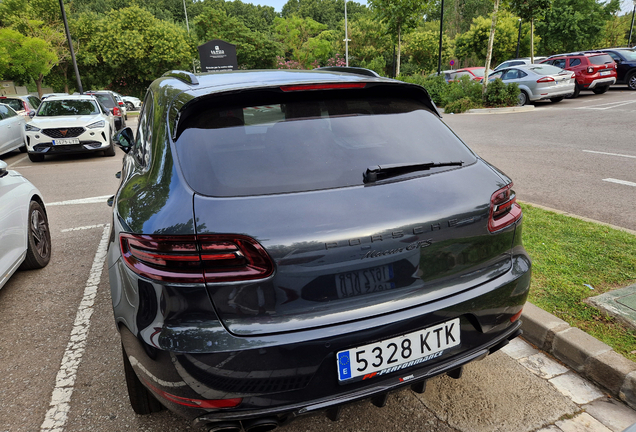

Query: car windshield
[38,100,100,116]
[469,67,486,77]
[589,54,614,65]
[616,50,636,61]
[527,65,565,75]
[175,91,477,197]
[0,99,24,112]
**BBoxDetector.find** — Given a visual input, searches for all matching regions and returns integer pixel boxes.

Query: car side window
[518,70,528,78]
[607,52,621,62]
[0,104,16,118]
[0,105,6,119]
[133,92,153,168]
[569,58,581,67]
[553,59,566,68]
[502,69,519,80]
[29,96,41,108]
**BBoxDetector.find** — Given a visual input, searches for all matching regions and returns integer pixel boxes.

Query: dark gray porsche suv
[108,69,531,431]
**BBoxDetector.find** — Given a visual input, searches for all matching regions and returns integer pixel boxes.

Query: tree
[0,28,58,84]
[282,0,367,30]
[403,29,451,74]
[509,0,551,62]
[368,0,429,76]
[274,15,331,68]
[194,7,282,69]
[535,0,618,54]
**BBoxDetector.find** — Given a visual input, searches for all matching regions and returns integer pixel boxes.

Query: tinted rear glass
[91,93,115,108]
[0,98,23,111]
[589,55,614,65]
[38,100,100,116]
[528,65,565,75]
[175,88,477,197]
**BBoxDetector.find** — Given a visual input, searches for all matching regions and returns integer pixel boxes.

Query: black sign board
[198,40,238,73]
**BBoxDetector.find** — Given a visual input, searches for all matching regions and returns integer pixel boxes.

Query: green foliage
[194,7,282,69]
[398,74,484,109]
[509,0,552,21]
[0,27,57,82]
[483,78,520,107]
[536,0,616,54]
[455,12,536,66]
[403,29,451,74]
[282,0,367,31]
[274,15,331,68]
[444,97,474,113]
[202,0,278,34]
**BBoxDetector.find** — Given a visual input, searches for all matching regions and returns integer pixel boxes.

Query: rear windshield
[38,100,100,116]
[91,93,115,108]
[589,55,614,65]
[528,65,566,75]
[174,88,477,197]
[0,98,23,112]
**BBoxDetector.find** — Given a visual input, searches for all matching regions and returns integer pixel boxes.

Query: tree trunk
[396,24,401,77]
[482,0,500,96]
[36,73,44,98]
[530,18,534,63]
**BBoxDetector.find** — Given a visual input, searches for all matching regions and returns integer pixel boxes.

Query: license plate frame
[52,138,80,145]
[600,70,611,76]
[336,318,461,383]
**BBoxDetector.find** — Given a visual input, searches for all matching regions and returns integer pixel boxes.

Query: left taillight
[488,183,522,233]
[119,234,274,283]
[113,107,121,116]
[536,76,555,83]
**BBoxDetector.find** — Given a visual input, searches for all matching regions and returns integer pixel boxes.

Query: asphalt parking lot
[1,87,635,432]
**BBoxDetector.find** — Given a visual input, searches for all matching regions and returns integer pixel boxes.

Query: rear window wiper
[364,161,464,183]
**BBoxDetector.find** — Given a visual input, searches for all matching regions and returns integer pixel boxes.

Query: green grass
[521,203,636,361]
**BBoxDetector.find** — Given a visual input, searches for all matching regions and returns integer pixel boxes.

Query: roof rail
[162,70,199,85]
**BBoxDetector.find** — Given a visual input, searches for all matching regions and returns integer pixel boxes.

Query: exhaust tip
[206,422,242,432]
[243,417,279,432]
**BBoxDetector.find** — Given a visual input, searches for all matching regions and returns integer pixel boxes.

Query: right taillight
[488,184,522,233]
[120,233,274,283]
[536,76,555,83]
[113,107,121,116]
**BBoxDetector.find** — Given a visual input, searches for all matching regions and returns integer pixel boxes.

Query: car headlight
[87,120,105,129]
[25,124,40,132]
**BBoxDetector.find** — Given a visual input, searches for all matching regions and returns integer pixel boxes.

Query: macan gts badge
[108,68,531,432]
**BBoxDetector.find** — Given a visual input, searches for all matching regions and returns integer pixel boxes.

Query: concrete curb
[521,302,636,409]
[466,105,535,114]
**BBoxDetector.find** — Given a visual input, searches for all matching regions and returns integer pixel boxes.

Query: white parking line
[61,224,106,233]
[603,178,636,187]
[583,150,636,159]
[7,155,28,167]
[47,195,112,206]
[575,100,636,110]
[40,225,110,432]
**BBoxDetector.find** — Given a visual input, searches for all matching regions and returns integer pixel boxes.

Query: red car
[448,67,487,81]
[540,52,616,97]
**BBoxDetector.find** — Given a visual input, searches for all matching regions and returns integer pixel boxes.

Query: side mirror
[114,127,134,153]
[0,160,8,178]
[29,111,36,118]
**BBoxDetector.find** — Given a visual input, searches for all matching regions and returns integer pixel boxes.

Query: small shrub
[484,79,520,107]
[444,97,474,114]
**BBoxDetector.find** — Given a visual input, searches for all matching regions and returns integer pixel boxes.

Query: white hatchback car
[0,104,26,155]
[25,95,116,162]
[0,160,51,290]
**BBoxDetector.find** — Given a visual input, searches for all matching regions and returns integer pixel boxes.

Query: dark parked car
[85,91,126,130]
[599,48,636,90]
[109,69,531,431]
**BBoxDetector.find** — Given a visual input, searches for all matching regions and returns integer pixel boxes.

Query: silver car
[0,104,26,155]
[487,64,576,105]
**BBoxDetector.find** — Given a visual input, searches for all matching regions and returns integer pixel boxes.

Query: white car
[0,160,51,290]
[121,95,142,111]
[0,103,26,155]
[24,95,116,162]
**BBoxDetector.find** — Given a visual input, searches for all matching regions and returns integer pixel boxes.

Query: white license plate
[336,318,461,382]
[335,265,394,299]
[52,138,80,145]
[600,70,611,76]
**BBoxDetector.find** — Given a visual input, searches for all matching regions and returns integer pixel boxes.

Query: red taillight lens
[23,101,29,111]
[280,83,366,92]
[488,184,522,233]
[536,76,555,83]
[113,107,121,116]
[587,66,594,73]
[571,73,576,79]
[120,233,274,283]
[118,101,124,106]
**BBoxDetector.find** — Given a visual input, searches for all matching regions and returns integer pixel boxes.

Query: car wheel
[549,97,564,103]
[518,91,528,106]
[627,73,636,91]
[104,142,116,157]
[19,200,51,270]
[121,345,164,415]
[125,102,134,111]
[570,83,580,98]
[592,85,609,94]
[28,152,45,162]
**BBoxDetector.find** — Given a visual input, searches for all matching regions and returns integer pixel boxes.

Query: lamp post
[59,0,83,94]
[344,0,350,66]
[515,18,522,59]
[629,0,636,48]
[182,0,197,73]
[437,0,445,75]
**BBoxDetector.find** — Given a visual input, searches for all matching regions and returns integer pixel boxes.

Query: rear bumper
[530,88,574,101]
[116,247,531,427]
[582,77,616,89]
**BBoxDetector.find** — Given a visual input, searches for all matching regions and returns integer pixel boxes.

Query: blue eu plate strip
[338,351,352,380]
